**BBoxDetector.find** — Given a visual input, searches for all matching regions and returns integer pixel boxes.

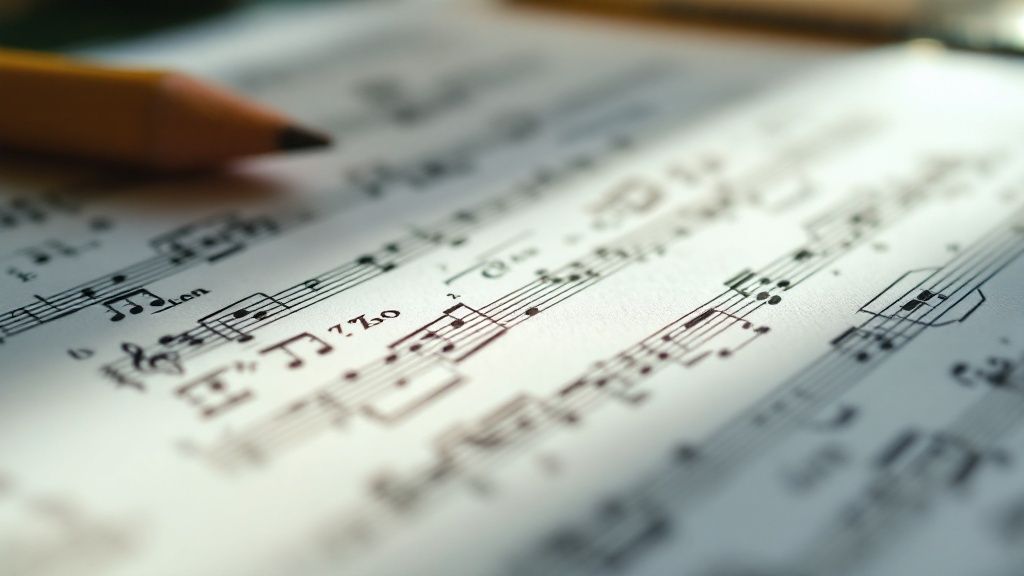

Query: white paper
[3,3,1024,576]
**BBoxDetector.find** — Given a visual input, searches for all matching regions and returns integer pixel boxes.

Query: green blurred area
[0,0,320,50]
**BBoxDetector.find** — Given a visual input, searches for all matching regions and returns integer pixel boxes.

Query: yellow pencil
[0,48,331,171]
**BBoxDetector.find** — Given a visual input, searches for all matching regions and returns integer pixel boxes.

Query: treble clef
[121,342,184,376]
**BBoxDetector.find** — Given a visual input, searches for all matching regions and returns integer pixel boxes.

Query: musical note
[259,332,334,369]
[15,239,94,267]
[8,31,1024,576]
[355,254,398,273]
[102,289,166,322]
[950,354,1019,389]
[158,331,205,348]
[198,293,289,343]
[827,325,903,362]
[388,304,506,363]
[78,273,131,305]
[724,269,755,296]
[860,268,982,327]
[23,247,51,265]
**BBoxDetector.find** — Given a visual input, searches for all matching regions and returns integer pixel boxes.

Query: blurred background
[4,0,1024,54]
[0,0,345,50]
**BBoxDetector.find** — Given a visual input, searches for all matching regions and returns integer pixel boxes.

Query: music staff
[293,157,1020,567]
[513,205,1024,576]
[170,149,984,480]
[0,62,694,347]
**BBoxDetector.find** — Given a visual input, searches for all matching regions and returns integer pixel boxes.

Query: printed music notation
[98,109,874,392]
[8,9,1024,576]
[0,61,690,347]
[233,151,1011,561]
[514,204,1024,576]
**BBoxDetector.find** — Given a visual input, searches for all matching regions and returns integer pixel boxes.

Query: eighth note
[103,288,166,322]
[259,332,334,370]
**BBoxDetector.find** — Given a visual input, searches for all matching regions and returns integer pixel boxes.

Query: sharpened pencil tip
[277,125,332,151]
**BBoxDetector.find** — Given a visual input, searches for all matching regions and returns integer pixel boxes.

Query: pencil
[0,48,331,170]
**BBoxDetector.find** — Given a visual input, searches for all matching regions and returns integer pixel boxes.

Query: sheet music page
[3,3,1024,575]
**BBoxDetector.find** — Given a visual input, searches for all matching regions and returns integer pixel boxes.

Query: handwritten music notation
[8,11,1024,576]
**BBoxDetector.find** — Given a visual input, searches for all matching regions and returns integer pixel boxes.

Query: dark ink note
[860,268,979,327]
[388,303,506,363]
[259,332,334,369]
[199,293,289,343]
[356,254,397,273]
[18,239,92,268]
[158,331,205,348]
[103,289,166,322]
[724,269,755,295]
